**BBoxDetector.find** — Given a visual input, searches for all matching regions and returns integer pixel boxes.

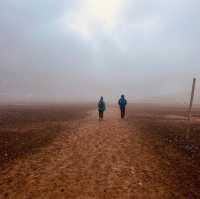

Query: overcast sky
[0,0,200,104]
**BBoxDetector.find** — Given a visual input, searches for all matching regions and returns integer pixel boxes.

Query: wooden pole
[188,78,196,121]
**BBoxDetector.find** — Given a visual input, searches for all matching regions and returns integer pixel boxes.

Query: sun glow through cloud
[1,0,200,103]
[62,0,123,38]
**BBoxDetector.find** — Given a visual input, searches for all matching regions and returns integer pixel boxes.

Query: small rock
[138,182,143,186]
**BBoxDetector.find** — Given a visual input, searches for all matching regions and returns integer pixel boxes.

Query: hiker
[118,94,127,119]
[98,96,106,120]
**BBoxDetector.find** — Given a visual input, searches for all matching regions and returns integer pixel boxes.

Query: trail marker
[188,78,196,121]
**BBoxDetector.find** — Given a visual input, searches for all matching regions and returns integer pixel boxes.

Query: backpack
[98,101,105,111]
[119,98,127,107]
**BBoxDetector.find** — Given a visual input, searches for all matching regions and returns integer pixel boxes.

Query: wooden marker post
[188,78,196,121]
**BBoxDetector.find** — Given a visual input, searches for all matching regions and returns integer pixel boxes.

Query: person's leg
[120,108,123,118]
[101,111,104,119]
[99,111,103,120]
[99,110,101,120]
[121,107,125,118]
[123,107,126,118]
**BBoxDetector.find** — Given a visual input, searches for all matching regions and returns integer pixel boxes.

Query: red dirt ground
[0,104,94,168]
[128,104,200,198]
[0,104,200,199]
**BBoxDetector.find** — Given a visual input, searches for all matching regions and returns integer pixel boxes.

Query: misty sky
[0,0,200,104]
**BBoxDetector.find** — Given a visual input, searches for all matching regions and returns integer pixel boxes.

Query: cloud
[60,0,123,38]
[0,0,200,103]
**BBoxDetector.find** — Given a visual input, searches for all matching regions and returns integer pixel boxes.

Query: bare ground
[0,104,93,167]
[0,106,200,198]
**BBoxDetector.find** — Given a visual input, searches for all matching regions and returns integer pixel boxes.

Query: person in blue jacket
[98,96,106,120]
[118,94,127,119]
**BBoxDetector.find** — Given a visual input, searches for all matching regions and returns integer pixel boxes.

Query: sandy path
[0,107,181,199]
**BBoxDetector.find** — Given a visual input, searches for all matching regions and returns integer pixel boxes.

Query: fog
[0,0,200,104]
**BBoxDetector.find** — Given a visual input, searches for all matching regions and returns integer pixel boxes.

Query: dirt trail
[0,107,185,199]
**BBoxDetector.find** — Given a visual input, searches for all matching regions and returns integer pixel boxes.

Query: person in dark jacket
[98,96,106,120]
[118,94,127,118]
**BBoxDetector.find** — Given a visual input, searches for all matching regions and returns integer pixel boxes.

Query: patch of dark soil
[128,105,200,198]
[0,104,94,168]
[128,106,200,164]
[0,104,94,128]
[0,123,61,168]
